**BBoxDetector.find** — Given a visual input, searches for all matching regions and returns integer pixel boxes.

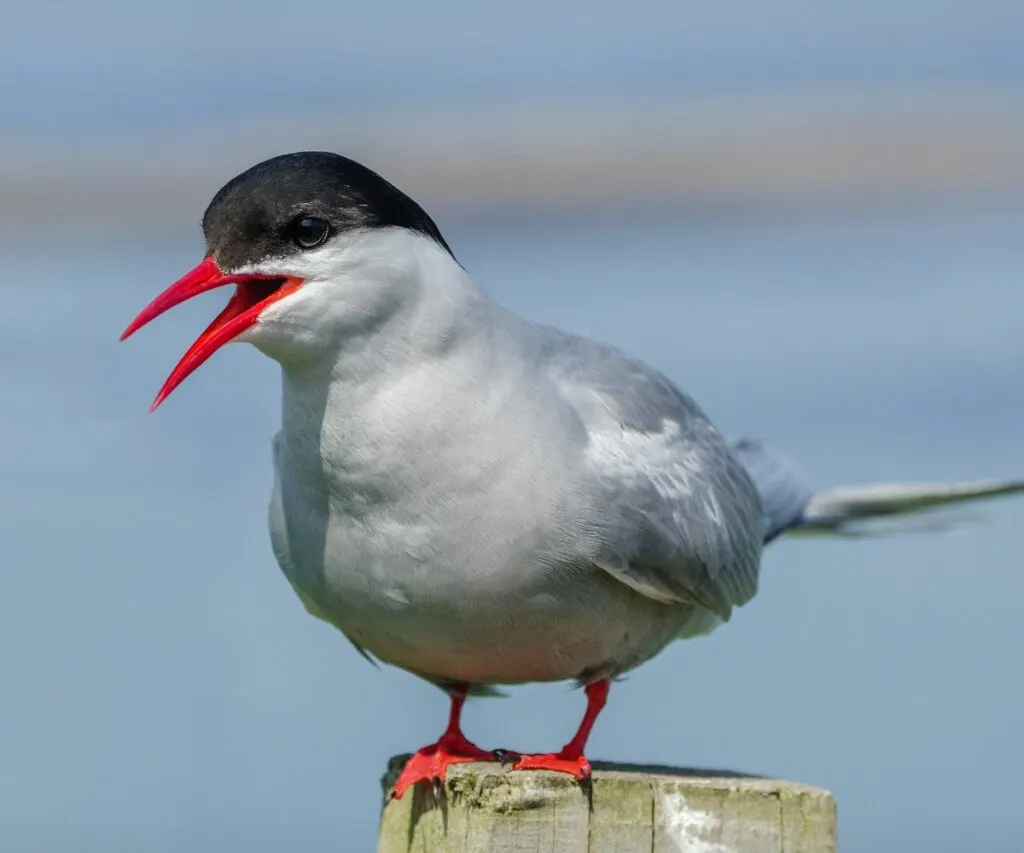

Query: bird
[121,151,1023,799]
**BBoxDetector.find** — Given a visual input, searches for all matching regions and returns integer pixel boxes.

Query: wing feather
[545,336,764,619]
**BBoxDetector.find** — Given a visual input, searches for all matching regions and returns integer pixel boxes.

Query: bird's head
[120,151,455,410]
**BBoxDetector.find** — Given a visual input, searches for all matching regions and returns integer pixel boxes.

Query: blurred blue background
[2,3,1022,852]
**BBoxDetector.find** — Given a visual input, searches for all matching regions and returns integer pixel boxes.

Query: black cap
[201,151,455,271]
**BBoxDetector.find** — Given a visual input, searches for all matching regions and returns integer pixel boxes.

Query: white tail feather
[793,479,1024,536]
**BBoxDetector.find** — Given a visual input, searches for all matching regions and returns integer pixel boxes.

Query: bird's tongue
[120,255,302,410]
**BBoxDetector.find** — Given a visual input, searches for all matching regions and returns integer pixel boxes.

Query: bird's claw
[507,751,593,781]
[492,748,522,767]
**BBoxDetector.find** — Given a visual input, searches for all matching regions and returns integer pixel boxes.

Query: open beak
[120,255,302,411]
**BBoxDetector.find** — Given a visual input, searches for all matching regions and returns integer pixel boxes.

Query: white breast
[258,230,712,685]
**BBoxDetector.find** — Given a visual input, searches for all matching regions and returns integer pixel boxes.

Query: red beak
[120,255,302,411]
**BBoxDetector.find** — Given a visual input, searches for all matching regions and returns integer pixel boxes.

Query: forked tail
[731,438,1024,544]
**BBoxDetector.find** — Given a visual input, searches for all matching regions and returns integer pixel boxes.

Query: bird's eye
[290,216,330,249]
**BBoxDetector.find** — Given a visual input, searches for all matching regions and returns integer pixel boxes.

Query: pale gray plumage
[261,239,763,688]
[248,224,1020,693]
[729,439,813,542]
[128,152,1023,700]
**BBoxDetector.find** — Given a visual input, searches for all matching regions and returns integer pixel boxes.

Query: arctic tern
[121,151,1023,798]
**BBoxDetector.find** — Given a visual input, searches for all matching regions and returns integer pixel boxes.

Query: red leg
[509,678,610,781]
[390,685,496,799]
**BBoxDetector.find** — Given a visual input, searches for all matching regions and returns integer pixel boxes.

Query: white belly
[268,465,701,686]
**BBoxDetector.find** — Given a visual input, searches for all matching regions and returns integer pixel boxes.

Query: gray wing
[536,326,1023,621]
[729,438,813,542]
[544,334,765,621]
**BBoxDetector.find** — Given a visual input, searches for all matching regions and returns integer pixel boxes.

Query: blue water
[3,1,1023,135]
[2,205,1022,851]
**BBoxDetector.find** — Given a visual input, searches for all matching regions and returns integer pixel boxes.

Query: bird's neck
[272,253,512,497]
[277,248,498,396]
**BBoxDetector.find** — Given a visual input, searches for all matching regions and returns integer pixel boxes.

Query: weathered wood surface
[378,757,836,853]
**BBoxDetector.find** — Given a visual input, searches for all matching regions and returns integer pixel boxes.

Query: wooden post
[377,756,836,852]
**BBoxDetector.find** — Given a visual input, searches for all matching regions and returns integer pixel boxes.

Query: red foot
[498,679,607,783]
[390,732,496,799]
[508,751,593,781]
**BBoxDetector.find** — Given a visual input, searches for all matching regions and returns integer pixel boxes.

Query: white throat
[261,227,517,512]
[237,227,488,374]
